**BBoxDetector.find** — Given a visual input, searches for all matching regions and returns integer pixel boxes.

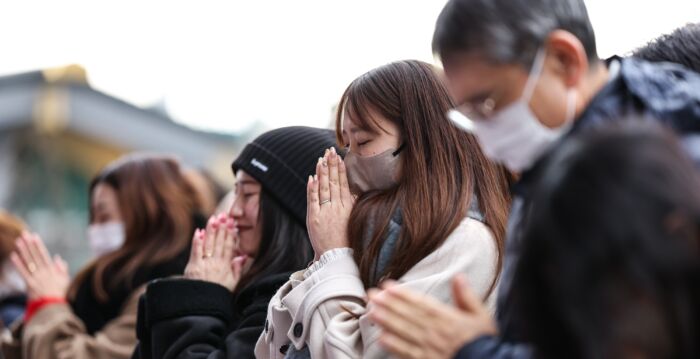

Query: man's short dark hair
[433,0,598,68]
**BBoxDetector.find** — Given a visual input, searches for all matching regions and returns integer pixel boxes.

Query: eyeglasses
[454,88,504,121]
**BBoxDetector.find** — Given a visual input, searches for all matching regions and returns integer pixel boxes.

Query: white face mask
[87,222,126,257]
[449,49,577,172]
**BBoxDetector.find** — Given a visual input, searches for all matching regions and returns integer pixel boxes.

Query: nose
[229,196,243,219]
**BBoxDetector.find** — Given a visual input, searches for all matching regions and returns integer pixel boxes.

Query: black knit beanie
[232,126,339,225]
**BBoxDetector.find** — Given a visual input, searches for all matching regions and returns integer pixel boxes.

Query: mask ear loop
[391,143,406,157]
[564,89,577,125]
[522,48,548,102]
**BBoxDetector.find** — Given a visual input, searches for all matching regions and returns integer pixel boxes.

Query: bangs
[335,76,393,146]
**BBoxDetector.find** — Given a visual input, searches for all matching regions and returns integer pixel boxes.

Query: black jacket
[132,272,291,359]
[0,294,26,328]
[71,245,191,335]
[456,58,700,359]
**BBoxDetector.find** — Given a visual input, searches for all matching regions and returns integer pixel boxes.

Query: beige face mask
[344,145,404,194]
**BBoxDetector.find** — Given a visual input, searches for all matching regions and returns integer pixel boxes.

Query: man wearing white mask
[437,2,700,172]
[367,0,700,358]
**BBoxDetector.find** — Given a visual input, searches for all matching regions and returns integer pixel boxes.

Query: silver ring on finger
[320,199,331,205]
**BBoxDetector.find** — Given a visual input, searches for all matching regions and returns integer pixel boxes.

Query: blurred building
[0,65,243,268]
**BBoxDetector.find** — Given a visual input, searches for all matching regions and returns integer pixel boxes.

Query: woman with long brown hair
[0,211,28,329]
[2,154,202,358]
[256,60,511,358]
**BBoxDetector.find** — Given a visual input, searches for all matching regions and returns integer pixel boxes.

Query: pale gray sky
[2,0,699,134]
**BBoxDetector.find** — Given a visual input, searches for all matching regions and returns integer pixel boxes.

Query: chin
[237,242,252,256]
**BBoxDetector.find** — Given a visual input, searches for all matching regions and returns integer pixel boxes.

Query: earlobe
[546,30,588,87]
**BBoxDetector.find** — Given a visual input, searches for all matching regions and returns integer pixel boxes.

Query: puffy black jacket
[132,272,290,359]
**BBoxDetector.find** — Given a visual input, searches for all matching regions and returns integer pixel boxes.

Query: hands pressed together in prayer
[306,147,354,259]
[12,232,70,300]
[184,213,251,291]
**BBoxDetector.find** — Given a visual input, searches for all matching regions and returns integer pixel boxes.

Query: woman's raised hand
[307,147,355,259]
[11,232,70,300]
[184,213,249,291]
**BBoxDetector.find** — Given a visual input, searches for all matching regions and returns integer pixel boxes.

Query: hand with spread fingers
[307,147,355,259]
[11,232,70,300]
[184,213,250,292]
[368,275,498,359]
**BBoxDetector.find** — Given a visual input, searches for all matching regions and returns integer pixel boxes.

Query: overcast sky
[3,0,699,134]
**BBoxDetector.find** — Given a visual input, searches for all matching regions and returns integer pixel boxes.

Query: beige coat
[255,217,499,359]
[0,285,144,359]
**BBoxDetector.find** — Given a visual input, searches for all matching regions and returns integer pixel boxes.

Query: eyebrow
[342,127,366,135]
[237,180,259,186]
[464,90,493,105]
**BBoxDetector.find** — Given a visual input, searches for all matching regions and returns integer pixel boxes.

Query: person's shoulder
[251,272,293,293]
[400,217,499,300]
[236,271,294,302]
[618,58,700,133]
[436,217,497,255]
[620,58,700,104]
[576,58,700,136]
[623,56,700,78]
[451,217,496,240]
[233,272,293,320]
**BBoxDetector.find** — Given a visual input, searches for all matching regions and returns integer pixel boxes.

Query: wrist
[305,247,353,279]
[25,296,67,323]
[28,291,66,301]
[458,321,498,347]
[316,242,349,258]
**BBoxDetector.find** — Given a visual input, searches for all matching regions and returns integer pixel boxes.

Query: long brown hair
[68,154,200,302]
[0,211,26,272]
[336,60,511,293]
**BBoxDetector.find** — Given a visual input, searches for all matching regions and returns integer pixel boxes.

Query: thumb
[451,274,482,313]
